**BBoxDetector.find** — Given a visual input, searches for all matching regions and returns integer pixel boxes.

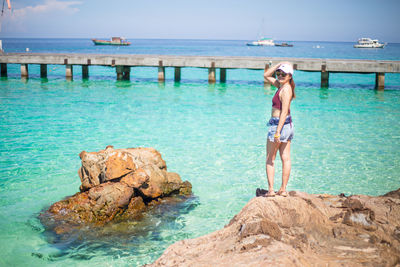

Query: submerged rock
[40,146,192,234]
[148,188,400,267]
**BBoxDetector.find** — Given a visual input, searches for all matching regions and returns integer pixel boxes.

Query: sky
[0,0,399,42]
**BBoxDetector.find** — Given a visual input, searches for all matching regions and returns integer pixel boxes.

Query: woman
[263,62,295,197]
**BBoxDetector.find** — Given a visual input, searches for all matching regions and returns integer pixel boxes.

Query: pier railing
[1,53,400,89]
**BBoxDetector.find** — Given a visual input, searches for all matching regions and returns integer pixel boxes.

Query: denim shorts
[267,116,294,143]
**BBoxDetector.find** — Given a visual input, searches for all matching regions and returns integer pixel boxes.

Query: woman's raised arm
[264,63,281,87]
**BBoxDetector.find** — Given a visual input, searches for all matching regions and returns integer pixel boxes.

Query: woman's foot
[277,190,288,197]
[264,190,276,197]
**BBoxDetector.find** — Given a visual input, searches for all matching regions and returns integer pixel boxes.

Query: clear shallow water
[1,39,400,266]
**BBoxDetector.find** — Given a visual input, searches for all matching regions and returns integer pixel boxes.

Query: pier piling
[321,71,329,87]
[375,73,385,90]
[116,65,130,80]
[40,64,47,78]
[123,66,130,80]
[116,66,130,80]
[66,64,73,79]
[263,64,270,84]
[82,65,89,79]
[21,64,28,78]
[174,67,181,82]
[1,63,6,77]
[116,66,123,80]
[321,64,329,87]
[208,62,216,83]
[220,68,226,83]
[158,61,165,82]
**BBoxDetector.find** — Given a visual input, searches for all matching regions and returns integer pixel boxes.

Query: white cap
[277,64,294,75]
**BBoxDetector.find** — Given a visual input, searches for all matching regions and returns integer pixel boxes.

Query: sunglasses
[275,70,287,77]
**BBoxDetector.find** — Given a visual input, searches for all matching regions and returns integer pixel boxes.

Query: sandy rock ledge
[39,146,192,234]
[147,188,400,267]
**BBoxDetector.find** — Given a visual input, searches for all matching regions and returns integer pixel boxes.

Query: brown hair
[290,76,296,99]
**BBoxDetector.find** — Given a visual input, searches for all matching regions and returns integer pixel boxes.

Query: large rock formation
[40,146,192,234]
[148,189,400,267]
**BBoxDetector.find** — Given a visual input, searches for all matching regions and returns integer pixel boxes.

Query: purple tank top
[272,87,290,114]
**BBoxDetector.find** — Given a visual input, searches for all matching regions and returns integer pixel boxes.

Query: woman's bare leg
[266,139,279,195]
[278,141,291,194]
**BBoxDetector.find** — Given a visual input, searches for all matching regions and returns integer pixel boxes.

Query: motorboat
[354,38,385,48]
[246,38,275,46]
[92,37,131,46]
[275,42,293,47]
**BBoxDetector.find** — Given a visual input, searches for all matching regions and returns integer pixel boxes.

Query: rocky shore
[39,146,192,235]
[38,146,400,266]
[148,188,400,266]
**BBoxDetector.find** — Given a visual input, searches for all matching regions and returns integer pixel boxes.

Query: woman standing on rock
[263,62,295,197]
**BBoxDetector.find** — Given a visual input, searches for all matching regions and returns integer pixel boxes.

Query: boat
[353,38,385,48]
[246,37,275,46]
[275,42,293,47]
[92,37,131,46]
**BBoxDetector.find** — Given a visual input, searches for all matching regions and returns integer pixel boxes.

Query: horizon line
[0,37,398,44]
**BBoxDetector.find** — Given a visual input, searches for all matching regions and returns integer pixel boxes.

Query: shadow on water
[157,81,166,89]
[204,83,228,95]
[207,82,216,92]
[319,87,330,99]
[81,79,91,88]
[173,81,181,89]
[40,77,49,84]
[374,90,386,101]
[29,196,199,263]
[216,83,227,94]
[115,80,133,89]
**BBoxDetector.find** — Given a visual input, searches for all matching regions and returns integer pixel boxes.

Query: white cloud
[10,0,82,20]
[1,0,82,33]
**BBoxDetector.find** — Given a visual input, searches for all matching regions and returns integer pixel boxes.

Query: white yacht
[354,38,385,48]
[246,38,275,46]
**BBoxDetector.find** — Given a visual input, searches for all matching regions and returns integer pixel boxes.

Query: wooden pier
[1,53,400,89]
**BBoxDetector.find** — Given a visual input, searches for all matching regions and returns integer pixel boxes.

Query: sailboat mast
[0,0,11,52]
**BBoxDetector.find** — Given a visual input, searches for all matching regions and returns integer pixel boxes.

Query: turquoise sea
[1,39,400,266]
